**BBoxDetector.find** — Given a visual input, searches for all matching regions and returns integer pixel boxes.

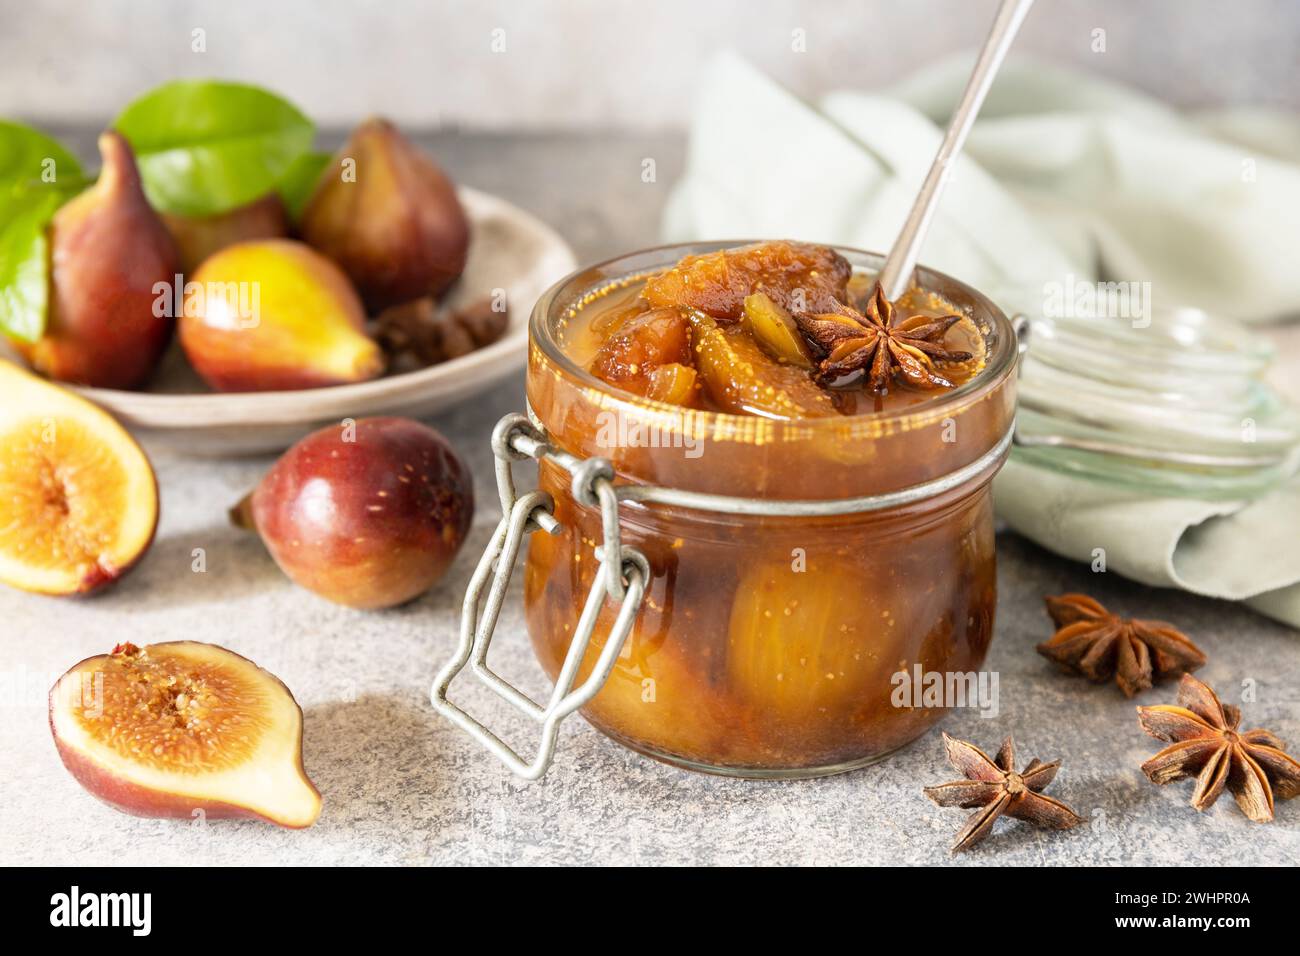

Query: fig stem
[228,493,257,531]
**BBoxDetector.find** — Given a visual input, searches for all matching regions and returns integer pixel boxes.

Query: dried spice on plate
[373,295,509,372]
[1038,593,1206,697]
[1137,673,1300,823]
[923,733,1083,853]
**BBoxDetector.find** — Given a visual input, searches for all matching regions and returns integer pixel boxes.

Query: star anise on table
[1137,673,1300,823]
[923,733,1084,853]
[1038,593,1207,698]
[792,282,972,392]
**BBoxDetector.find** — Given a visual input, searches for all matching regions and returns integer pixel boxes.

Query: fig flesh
[180,238,384,392]
[742,292,814,368]
[687,310,838,418]
[642,240,851,321]
[49,641,321,828]
[0,359,157,596]
[299,118,470,311]
[644,362,699,406]
[233,416,473,609]
[589,307,692,397]
[17,131,180,389]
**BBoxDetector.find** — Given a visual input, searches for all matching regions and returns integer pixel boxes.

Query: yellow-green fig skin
[18,131,180,390]
[299,118,470,311]
[179,239,384,392]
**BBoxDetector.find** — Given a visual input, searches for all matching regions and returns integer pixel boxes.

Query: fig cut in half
[49,641,321,829]
[0,360,158,596]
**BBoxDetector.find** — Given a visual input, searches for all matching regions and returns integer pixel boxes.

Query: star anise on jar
[923,733,1083,853]
[1038,593,1206,698]
[792,282,972,392]
[1137,673,1300,823]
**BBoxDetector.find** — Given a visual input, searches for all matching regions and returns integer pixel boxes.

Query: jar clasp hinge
[429,413,650,781]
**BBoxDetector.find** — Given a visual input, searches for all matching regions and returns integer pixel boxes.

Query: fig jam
[524,242,1017,776]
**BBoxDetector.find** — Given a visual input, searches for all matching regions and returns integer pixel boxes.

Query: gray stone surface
[1,133,1297,866]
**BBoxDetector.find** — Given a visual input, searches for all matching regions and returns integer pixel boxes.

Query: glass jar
[1013,307,1300,499]
[517,243,1019,778]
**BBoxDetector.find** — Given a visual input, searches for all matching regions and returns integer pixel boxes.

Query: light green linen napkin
[662,52,1300,628]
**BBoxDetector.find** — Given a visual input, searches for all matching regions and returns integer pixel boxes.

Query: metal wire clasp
[429,413,650,781]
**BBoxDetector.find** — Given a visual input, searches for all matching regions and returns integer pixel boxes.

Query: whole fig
[20,131,180,389]
[299,118,470,311]
[162,192,289,275]
[232,417,474,609]
[180,239,383,392]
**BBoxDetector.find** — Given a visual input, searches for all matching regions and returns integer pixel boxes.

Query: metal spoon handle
[877,0,1035,301]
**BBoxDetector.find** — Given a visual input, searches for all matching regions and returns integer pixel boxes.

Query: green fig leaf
[0,122,85,341]
[0,185,68,343]
[0,120,84,191]
[115,80,315,217]
[276,149,332,222]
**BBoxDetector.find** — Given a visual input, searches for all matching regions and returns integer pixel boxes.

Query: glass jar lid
[1013,307,1300,499]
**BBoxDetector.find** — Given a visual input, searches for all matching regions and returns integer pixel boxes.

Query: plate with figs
[0,119,575,455]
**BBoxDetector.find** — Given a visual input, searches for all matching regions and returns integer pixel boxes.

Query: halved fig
[0,360,158,596]
[642,240,851,320]
[49,641,321,828]
[686,310,838,418]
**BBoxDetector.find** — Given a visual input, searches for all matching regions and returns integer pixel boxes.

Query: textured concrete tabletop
[2,132,1297,866]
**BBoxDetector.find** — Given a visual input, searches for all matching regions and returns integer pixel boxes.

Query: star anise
[793,282,972,392]
[1038,593,1206,698]
[923,733,1083,852]
[1137,673,1300,823]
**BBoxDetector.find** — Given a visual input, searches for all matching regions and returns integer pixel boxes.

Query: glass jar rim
[528,240,1020,431]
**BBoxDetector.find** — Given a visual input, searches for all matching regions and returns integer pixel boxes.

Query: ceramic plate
[2,187,575,456]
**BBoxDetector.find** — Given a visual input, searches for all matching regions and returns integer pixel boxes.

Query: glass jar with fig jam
[433,241,1018,779]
